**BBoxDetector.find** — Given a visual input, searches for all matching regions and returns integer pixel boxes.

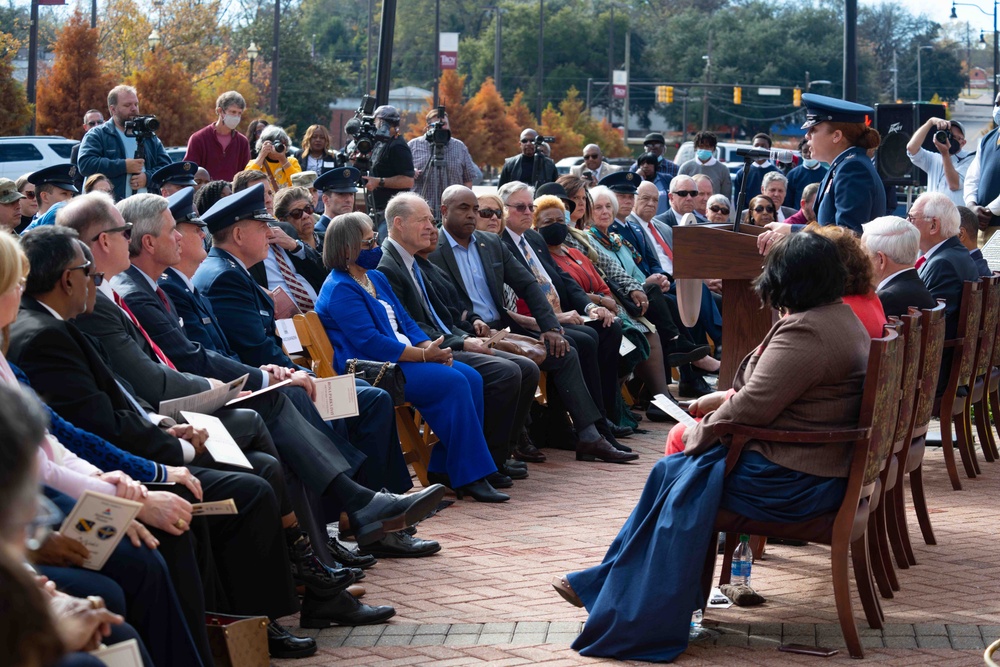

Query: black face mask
[538,222,569,246]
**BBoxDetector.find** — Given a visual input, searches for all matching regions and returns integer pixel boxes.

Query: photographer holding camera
[408,107,482,214]
[359,105,415,217]
[246,125,302,190]
[78,84,172,201]
[498,128,558,188]
[906,116,971,207]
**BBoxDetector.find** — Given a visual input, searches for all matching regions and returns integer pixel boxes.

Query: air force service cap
[598,170,640,195]
[167,187,206,228]
[27,164,79,194]
[314,166,361,194]
[150,161,199,190]
[801,93,874,129]
[201,182,275,234]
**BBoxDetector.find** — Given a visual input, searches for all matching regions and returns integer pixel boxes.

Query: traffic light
[733,86,742,105]
[793,87,802,107]
[656,85,674,104]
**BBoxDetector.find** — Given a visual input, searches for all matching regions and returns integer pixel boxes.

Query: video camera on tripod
[533,134,556,148]
[344,95,381,174]
[424,106,450,147]
[123,115,160,161]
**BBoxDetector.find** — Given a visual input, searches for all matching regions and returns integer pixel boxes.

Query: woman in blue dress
[315,212,508,503]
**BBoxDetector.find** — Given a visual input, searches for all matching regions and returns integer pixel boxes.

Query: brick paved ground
[276,414,1000,665]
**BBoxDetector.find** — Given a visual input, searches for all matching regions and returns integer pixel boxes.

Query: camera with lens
[534,135,556,147]
[424,106,451,146]
[272,140,286,154]
[933,129,961,155]
[344,95,379,158]
[123,115,160,139]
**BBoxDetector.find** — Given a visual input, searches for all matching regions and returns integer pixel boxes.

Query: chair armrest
[710,421,871,444]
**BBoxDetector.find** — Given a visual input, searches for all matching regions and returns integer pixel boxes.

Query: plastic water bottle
[689,609,704,639]
[730,534,753,586]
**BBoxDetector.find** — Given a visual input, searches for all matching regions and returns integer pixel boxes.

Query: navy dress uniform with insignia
[149,161,199,193]
[797,93,886,234]
[314,166,361,234]
[601,171,667,277]
[28,163,80,195]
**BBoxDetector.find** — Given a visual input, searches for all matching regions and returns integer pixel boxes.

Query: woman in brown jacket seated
[552,232,871,662]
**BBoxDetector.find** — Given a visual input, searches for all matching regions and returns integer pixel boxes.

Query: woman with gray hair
[246,125,301,189]
[316,212,509,503]
[705,194,732,224]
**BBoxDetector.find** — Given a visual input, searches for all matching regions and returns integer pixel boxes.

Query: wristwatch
[378,177,385,188]
[584,302,598,315]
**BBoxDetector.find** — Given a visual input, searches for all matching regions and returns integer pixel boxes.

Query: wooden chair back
[952,281,983,391]
[892,311,923,450]
[913,301,947,433]
[974,276,1000,380]
[292,312,336,378]
[991,273,1000,366]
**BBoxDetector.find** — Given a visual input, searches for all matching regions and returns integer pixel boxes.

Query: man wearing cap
[906,117,971,208]
[0,178,25,231]
[362,105,414,229]
[315,167,361,234]
[150,161,199,197]
[408,109,482,215]
[629,133,679,184]
[291,170,321,213]
[78,84,173,201]
[70,109,105,192]
[498,128,559,189]
[27,163,79,223]
[183,91,251,184]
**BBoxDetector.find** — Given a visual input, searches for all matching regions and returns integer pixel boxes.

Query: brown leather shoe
[576,437,639,463]
[513,431,547,463]
[551,575,583,608]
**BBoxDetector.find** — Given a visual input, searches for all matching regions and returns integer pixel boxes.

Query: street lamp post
[248,42,259,84]
[147,29,161,52]
[952,0,999,103]
[917,44,933,102]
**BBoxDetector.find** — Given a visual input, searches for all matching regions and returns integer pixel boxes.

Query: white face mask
[223,114,241,130]
[993,106,1000,127]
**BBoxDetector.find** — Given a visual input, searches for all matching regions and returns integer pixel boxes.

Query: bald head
[583,144,603,171]
[441,184,475,207]
[519,128,538,157]
[440,185,480,242]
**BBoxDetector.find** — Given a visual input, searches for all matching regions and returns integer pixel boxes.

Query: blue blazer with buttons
[811,146,886,234]
[609,218,665,277]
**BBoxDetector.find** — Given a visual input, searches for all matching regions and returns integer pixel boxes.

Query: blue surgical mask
[355,246,383,270]
[564,210,572,224]
[696,149,713,162]
[994,106,1000,127]
[803,158,819,169]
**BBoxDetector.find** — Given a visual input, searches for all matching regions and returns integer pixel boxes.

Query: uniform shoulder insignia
[844,153,855,160]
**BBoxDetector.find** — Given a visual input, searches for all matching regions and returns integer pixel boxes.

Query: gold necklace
[351,272,377,298]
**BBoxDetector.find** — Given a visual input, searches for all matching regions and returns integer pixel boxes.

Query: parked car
[555,156,584,175]
[0,136,78,180]
[165,146,187,162]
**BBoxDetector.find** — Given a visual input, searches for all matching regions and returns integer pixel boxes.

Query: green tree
[0,31,32,135]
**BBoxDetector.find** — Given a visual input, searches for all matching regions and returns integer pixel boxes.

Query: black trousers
[563,319,623,419]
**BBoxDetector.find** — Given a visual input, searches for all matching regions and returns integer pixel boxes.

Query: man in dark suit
[380,192,540,480]
[429,185,636,463]
[498,128,559,188]
[958,205,994,277]
[863,216,938,317]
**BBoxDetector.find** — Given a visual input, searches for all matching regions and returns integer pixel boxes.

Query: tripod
[419,139,449,222]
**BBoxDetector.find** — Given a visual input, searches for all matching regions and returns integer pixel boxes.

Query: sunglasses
[709,205,730,215]
[584,154,600,159]
[672,190,698,198]
[22,190,36,200]
[508,203,535,213]
[86,120,101,127]
[287,204,315,220]
[478,208,502,219]
[91,222,133,242]
[520,138,535,144]
[753,205,776,214]
[65,259,92,277]
[361,232,380,249]
[92,272,105,287]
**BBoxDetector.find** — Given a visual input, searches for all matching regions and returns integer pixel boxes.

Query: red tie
[646,221,673,260]
[272,249,316,312]
[915,256,926,270]
[112,291,177,369]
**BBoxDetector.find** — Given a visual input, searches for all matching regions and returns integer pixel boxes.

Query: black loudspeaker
[874,102,947,187]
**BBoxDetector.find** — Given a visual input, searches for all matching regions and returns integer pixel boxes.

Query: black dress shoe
[487,471,514,488]
[513,432,547,462]
[426,471,451,488]
[646,403,671,422]
[300,590,396,628]
[605,418,633,438]
[501,463,528,479]
[359,530,442,558]
[267,620,317,658]
[455,477,510,502]
[505,458,528,470]
[678,375,713,398]
[596,422,632,452]
[664,338,712,367]
[347,485,446,546]
[289,535,355,598]
[629,410,644,422]
[577,437,639,463]
[326,536,378,569]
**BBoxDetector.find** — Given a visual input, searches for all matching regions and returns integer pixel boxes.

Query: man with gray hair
[184,91,251,183]
[862,216,936,317]
[79,84,172,201]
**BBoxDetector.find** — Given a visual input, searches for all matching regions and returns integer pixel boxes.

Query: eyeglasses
[584,154,600,159]
[508,203,535,213]
[520,138,535,144]
[65,259,92,277]
[478,208,502,219]
[361,232,380,249]
[22,190,36,200]
[287,204,315,220]
[753,205,776,214]
[92,272,105,287]
[709,205,730,215]
[86,120,101,127]
[91,222,133,242]
[906,212,925,223]
[672,190,698,198]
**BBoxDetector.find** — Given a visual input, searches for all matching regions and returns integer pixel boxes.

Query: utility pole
[271,0,280,115]
[701,35,712,132]
[623,31,630,140]
[607,5,614,123]
[365,0,373,93]
[537,0,544,120]
[844,0,858,100]
[27,0,38,133]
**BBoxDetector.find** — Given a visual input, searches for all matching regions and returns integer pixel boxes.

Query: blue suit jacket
[811,146,886,234]
[970,248,993,278]
[113,265,266,391]
[192,247,295,368]
[159,268,236,359]
[609,217,665,277]
[77,120,172,201]
[918,236,981,339]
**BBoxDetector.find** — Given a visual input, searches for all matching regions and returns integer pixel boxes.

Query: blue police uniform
[313,166,360,234]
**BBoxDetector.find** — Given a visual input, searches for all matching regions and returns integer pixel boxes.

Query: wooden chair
[969,276,1000,466]
[702,327,903,659]
[292,311,438,486]
[933,281,982,489]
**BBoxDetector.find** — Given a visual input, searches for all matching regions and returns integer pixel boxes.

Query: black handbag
[345,359,407,406]
[604,275,643,317]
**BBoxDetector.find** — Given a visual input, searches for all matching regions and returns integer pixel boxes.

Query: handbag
[493,333,548,365]
[605,274,643,317]
[345,358,407,406]
[205,613,269,667]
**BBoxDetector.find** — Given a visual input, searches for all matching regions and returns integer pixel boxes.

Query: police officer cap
[150,161,199,190]
[598,171,640,195]
[643,132,666,146]
[201,183,275,234]
[167,187,206,228]
[27,163,79,194]
[374,105,401,125]
[315,167,361,194]
[535,182,576,214]
[801,93,874,129]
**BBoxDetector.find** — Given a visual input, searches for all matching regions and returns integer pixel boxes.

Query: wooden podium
[673,223,773,390]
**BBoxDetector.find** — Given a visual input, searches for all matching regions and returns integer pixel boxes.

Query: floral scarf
[589,225,642,266]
